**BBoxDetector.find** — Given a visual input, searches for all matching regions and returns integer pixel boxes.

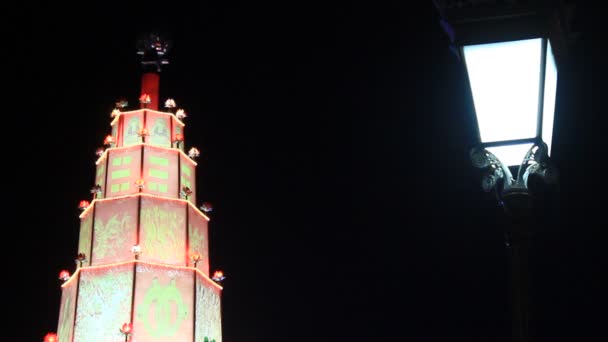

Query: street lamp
[433,1,576,342]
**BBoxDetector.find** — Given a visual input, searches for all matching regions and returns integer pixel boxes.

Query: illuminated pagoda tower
[51,34,223,342]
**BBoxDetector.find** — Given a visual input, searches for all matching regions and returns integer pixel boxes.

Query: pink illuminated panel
[106,146,142,198]
[73,264,134,342]
[133,263,194,341]
[173,120,185,151]
[146,111,172,147]
[78,211,93,266]
[139,196,187,265]
[188,206,209,275]
[143,145,179,198]
[57,277,77,342]
[119,111,145,147]
[95,153,107,199]
[91,196,138,265]
[180,155,197,204]
[195,275,222,342]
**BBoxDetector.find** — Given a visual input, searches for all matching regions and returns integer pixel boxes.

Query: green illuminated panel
[147,182,168,193]
[150,156,169,166]
[181,165,191,176]
[74,266,133,342]
[110,182,131,193]
[149,169,168,179]
[112,169,130,179]
[78,214,93,265]
[195,279,222,342]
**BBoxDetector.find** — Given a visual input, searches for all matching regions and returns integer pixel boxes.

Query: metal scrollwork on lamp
[470,141,558,215]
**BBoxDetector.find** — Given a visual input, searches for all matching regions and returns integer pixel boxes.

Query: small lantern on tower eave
[190,252,201,267]
[103,135,115,148]
[188,147,201,159]
[58,270,70,282]
[164,98,176,112]
[131,245,142,259]
[90,184,102,199]
[175,109,187,120]
[115,98,129,109]
[120,322,133,342]
[200,201,213,213]
[135,179,145,191]
[139,93,152,108]
[75,253,87,268]
[212,270,226,283]
[43,332,58,342]
[78,200,90,211]
[173,133,184,148]
[180,186,193,200]
[95,147,105,157]
[138,128,149,143]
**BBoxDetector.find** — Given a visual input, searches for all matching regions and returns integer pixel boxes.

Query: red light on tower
[58,270,70,281]
[120,322,133,334]
[173,133,184,144]
[212,270,225,282]
[78,200,90,211]
[190,252,201,266]
[120,322,133,342]
[43,332,58,342]
[104,135,115,147]
[139,93,151,104]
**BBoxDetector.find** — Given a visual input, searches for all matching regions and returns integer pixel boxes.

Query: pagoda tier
[56,261,222,342]
[94,142,197,203]
[77,194,210,274]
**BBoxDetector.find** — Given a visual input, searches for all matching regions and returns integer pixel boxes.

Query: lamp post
[433,1,576,341]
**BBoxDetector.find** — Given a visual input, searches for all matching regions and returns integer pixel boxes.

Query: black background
[5,1,605,341]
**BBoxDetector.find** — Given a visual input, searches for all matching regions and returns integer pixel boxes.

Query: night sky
[6,1,605,341]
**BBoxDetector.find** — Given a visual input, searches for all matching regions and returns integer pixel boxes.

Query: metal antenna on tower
[137,33,171,72]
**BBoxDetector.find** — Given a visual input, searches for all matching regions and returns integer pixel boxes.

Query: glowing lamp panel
[133,264,194,342]
[180,155,197,204]
[91,197,138,265]
[463,38,542,143]
[542,40,558,157]
[117,111,145,147]
[94,154,107,199]
[106,146,142,198]
[189,206,210,276]
[195,275,223,342]
[73,264,134,342]
[143,145,179,198]
[146,111,173,147]
[77,211,93,267]
[57,277,77,342]
[139,196,187,265]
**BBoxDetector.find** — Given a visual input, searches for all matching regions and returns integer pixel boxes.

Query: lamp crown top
[137,32,172,72]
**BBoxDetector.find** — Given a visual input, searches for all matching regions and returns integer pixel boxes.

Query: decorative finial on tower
[137,33,171,73]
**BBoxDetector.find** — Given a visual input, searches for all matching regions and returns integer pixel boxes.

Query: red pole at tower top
[141,72,160,110]
[137,33,170,111]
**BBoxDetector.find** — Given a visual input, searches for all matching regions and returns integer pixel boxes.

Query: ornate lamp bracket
[470,141,557,211]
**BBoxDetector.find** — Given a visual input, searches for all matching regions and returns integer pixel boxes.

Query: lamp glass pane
[542,40,558,157]
[486,143,534,168]
[463,38,542,143]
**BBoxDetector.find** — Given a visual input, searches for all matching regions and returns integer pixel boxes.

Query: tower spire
[136,33,171,110]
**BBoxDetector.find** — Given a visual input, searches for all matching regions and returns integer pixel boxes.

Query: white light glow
[486,143,534,168]
[542,40,558,157]
[464,38,542,143]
